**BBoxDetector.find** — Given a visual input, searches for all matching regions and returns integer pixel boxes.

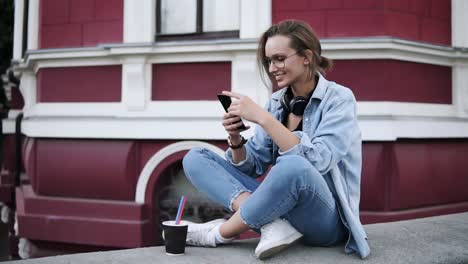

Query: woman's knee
[182,147,209,179]
[276,155,315,174]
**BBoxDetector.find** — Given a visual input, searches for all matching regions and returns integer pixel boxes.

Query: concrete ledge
[10,212,468,264]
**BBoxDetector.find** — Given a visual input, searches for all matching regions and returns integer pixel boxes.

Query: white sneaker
[185,219,227,247]
[255,218,303,259]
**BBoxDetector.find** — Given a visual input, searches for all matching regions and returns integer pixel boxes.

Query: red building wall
[39,0,123,49]
[327,60,452,103]
[273,0,451,46]
[37,66,122,102]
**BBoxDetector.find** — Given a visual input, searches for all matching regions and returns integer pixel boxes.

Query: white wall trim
[452,0,468,48]
[22,101,460,119]
[123,0,155,43]
[134,141,225,203]
[19,114,468,142]
[19,37,468,71]
[27,0,39,50]
[13,0,25,60]
[1,110,21,134]
[121,57,151,111]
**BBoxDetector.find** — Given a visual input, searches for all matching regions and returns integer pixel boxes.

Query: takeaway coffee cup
[162,220,188,255]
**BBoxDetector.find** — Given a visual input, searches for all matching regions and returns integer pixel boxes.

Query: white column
[27,0,39,50]
[451,0,468,118]
[122,58,151,111]
[239,0,271,39]
[231,52,270,108]
[123,0,156,43]
[13,0,24,60]
[452,0,468,48]
[452,66,468,117]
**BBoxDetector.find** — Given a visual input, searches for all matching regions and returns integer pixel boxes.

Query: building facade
[2,0,468,258]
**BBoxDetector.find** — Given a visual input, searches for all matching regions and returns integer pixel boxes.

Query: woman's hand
[222,91,267,125]
[222,112,249,137]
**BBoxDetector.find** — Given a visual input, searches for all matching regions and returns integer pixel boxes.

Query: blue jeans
[182,147,347,246]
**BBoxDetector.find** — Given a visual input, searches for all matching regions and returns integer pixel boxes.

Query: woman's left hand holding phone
[221,91,267,125]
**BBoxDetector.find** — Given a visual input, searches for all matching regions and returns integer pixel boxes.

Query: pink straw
[175,196,186,225]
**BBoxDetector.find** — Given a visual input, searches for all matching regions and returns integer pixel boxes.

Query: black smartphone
[217,94,248,131]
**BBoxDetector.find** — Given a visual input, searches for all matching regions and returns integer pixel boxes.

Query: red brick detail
[39,0,123,49]
[272,0,451,45]
[41,24,83,48]
[430,0,451,19]
[327,60,451,104]
[37,66,121,102]
[342,0,385,10]
[41,0,70,25]
[152,63,231,100]
[273,11,327,38]
[30,139,138,200]
[385,11,419,40]
[69,0,94,23]
[327,10,386,37]
[83,21,123,46]
[409,0,430,16]
[272,0,308,11]
[95,0,124,20]
[384,0,409,12]
[421,17,451,45]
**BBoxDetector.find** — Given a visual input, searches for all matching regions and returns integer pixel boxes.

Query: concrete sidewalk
[7,212,468,264]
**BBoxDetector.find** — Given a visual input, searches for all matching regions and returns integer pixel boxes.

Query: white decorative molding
[358,102,457,118]
[239,0,271,39]
[452,0,468,48]
[321,38,464,67]
[13,0,25,60]
[360,118,468,141]
[123,0,156,43]
[19,109,468,141]
[122,58,151,111]
[27,0,39,50]
[20,37,468,72]
[134,141,225,203]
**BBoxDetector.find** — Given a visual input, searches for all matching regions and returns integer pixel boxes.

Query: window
[156,0,240,40]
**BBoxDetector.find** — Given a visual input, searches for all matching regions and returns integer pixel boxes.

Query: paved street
[6,212,468,264]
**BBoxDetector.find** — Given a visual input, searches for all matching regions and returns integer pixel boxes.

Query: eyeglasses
[263,51,299,69]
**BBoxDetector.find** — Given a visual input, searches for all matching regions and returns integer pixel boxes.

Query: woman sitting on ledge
[182,19,370,260]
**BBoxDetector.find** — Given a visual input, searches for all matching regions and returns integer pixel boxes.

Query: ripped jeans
[182,147,347,246]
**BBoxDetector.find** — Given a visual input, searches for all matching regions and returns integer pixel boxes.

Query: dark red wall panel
[152,62,231,100]
[37,66,121,102]
[272,0,451,45]
[327,60,452,103]
[39,0,123,49]
[360,140,468,213]
[10,85,24,109]
[390,140,468,210]
[33,139,138,200]
[360,143,390,211]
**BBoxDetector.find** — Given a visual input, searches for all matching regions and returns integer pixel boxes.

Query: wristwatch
[228,135,248,149]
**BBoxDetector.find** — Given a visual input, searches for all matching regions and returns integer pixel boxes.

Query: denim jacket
[225,73,370,259]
